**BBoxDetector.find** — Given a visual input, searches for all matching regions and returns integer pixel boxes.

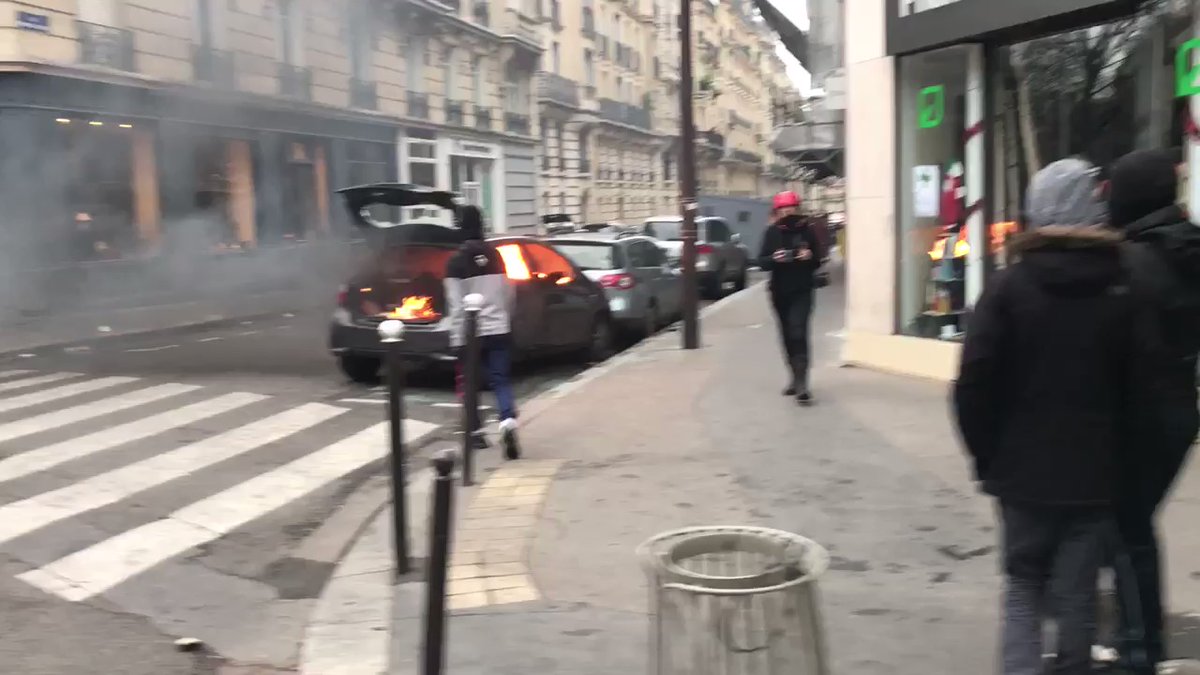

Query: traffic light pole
[678,0,700,350]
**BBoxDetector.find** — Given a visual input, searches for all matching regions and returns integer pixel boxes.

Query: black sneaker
[499,418,520,460]
[782,384,796,396]
[797,390,814,407]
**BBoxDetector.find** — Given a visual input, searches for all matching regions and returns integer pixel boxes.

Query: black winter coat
[758,217,826,297]
[1120,204,1200,499]
[953,225,1150,506]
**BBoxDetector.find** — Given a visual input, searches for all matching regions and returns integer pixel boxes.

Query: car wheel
[735,266,748,292]
[643,303,659,338]
[584,317,614,364]
[338,354,381,384]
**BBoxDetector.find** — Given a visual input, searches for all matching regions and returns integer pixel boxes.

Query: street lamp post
[678,0,700,350]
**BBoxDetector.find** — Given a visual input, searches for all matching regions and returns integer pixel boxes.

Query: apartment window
[443,47,457,101]
[276,0,304,66]
[407,36,425,92]
[195,0,216,47]
[405,137,439,217]
[551,42,560,74]
[347,2,372,80]
[584,49,594,86]
[472,56,484,107]
[556,122,566,170]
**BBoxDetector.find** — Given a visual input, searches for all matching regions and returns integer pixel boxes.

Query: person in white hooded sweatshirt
[444,205,520,460]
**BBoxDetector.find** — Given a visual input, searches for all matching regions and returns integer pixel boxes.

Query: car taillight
[599,273,636,290]
[336,285,349,307]
[696,244,715,255]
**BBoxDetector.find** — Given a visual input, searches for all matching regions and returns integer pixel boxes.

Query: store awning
[751,0,808,68]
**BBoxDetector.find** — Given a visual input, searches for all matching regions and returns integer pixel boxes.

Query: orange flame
[386,296,439,322]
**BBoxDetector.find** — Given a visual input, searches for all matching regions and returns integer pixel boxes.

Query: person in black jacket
[758,190,826,405]
[953,158,1146,675]
[1100,149,1200,670]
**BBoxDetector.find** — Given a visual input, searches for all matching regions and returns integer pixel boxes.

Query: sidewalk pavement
[0,289,325,357]
[307,280,1200,674]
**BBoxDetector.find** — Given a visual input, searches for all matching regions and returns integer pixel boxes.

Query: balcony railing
[500,7,541,49]
[408,92,430,119]
[475,105,493,130]
[192,45,235,87]
[445,100,465,126]
[729,148,762,164]
[537,72,579,108]
[278,63,312,100]
[598,98,650,130]
[505,112,531,135]
[77,21,135,72]
[350,78,377,109]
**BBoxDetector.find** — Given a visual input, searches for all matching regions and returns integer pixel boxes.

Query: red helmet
[772,191,801,210]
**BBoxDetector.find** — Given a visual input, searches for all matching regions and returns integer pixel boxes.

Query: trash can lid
[638,526,829,594]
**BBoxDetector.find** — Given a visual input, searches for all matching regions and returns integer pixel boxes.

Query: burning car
[329,183,613,383]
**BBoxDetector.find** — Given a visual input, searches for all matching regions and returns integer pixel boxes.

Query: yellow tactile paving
[444,460,563,610]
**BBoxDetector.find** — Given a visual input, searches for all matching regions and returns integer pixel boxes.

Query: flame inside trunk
[385,295,440,323]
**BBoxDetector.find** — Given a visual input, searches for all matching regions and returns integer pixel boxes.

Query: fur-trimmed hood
[1009,225,1125,296]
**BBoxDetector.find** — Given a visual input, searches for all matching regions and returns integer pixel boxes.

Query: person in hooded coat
[953,158,1149,675]
[1100,149,1200,670]
[444,205,520,460]
[758,190,826,405]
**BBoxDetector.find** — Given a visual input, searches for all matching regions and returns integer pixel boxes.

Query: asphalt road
[0,284,742,674]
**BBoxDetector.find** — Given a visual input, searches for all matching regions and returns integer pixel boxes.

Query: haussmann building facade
[843,0,1200,380]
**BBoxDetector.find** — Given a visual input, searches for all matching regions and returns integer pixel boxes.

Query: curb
[0,308,314,359]
[519,280,766,425]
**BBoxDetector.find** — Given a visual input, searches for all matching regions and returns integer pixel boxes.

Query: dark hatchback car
[329,184,614,383]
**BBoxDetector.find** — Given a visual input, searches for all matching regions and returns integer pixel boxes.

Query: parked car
[329,184,614,383]
[548,232,682,337]
[641,215,750,299]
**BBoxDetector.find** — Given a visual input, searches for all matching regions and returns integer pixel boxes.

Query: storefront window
[897,45,981,341]
[51,118,138,262]
[348,141,394,224]
[990,1,1193,268]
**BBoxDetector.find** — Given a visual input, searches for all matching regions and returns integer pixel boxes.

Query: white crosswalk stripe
[0,383,202,446]
[0,371,446,603]
[0,392,266,483]
[0,376,137,414]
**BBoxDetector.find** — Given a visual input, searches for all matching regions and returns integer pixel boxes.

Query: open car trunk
[336,183,467,326]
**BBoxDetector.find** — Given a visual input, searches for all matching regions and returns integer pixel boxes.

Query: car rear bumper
[603,292,646,325]
[328,310,455,362]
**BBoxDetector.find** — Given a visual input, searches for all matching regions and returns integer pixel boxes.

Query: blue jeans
[456,334,517,423]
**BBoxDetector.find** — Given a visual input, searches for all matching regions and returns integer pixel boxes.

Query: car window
[642,240,666,266]
[523,242,576,281]
[625,241,648,267]
[644,219,683,240]
[631,241,661,267]
[552,242,621,271]
[706,220,730,242]
[495,242,532,280]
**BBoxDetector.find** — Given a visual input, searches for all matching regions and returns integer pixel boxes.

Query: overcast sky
[771,0,811,92]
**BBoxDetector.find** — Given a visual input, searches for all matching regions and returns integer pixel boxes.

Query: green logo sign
[1177,39,1200,97]
[918,85,944,129]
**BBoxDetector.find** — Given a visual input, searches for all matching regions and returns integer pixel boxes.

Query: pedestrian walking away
[758,190,826,406]
[952,158,1152,675]
[444,205,521,460]
[1099,148,1200,671]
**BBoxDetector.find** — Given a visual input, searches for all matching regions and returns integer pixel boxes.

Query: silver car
[549,233,682,337]
[641,216,751,299]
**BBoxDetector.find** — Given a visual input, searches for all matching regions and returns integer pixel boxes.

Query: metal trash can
[638,526,831,675]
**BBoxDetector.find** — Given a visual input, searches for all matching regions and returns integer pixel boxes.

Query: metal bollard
[421,449,457,675]
[460,293,484,487]
[377,319,410,577]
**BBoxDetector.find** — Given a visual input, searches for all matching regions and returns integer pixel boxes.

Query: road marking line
[0,377,137,415]
[197,337,224,343]
[125,345,179,353]
[0,392,266,483]
[0,383,202,447]
[0,372,80,393]
[0,370,33,380]
[20,420,439,601]
[431,402,494,410]
[237,331,261,336]
[338,398,384,405]
[0,402,344,547]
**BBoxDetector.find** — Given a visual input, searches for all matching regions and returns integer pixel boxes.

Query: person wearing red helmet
[759,190,826,405]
